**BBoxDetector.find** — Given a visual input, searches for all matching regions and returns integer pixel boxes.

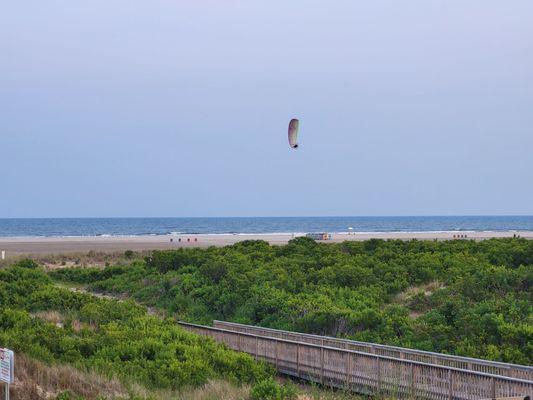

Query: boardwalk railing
[213,321,533,381]
[178,321,533,400]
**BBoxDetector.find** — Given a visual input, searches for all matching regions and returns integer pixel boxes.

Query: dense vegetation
[53,238,533,364]
[0,260,271,397]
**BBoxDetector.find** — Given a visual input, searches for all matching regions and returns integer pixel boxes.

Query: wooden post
[410,363,415,399]
[296,343,300,377]
[377,357,382,394]
[448,370,453,400]
[275,340,279,368]
[320,347,324,385]
[491,377,496,400]
[255,336,259,360]
[345,353,352,390]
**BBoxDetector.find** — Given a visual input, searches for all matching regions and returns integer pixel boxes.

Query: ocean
[0,216,532,237]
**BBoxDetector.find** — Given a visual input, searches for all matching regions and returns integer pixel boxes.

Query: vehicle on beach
[305,232,332,241]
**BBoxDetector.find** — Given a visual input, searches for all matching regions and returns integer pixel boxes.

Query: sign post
[0,348,14,400]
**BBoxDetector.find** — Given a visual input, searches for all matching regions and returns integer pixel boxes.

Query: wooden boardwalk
[178,321,533,400]
[213,321,533,381]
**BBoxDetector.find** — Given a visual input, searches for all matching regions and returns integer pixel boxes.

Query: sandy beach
[0,230,531,257]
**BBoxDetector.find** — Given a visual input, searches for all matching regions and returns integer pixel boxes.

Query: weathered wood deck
[178,321,533,400]
[213,321,533,381]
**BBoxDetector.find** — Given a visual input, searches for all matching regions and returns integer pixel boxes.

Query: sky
[1,0,532,217]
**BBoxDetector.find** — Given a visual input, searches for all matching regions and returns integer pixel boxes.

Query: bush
[250,378,298,400]
[0,265,272,391]
[54,391,83,400]
[14,259,40,269]
[51,238,533,364]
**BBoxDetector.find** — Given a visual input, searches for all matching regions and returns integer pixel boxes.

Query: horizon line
[1,214,532,220]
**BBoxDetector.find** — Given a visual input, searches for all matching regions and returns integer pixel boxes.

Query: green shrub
[51,238,533,364]
[0,266,272,391]
[14,259,40,269]
[54,391,83,400]
[250,378,297,400]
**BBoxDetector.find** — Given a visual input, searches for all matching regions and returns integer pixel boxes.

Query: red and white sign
[0,348,14,384]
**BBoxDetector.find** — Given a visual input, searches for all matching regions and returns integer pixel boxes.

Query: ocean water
[0,216,532,237]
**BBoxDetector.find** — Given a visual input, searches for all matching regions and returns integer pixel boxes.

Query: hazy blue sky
[1,1,532,217]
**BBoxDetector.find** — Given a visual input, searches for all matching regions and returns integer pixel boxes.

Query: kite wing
[288,119,299,148]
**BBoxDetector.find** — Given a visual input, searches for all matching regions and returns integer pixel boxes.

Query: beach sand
[0,231,531,257]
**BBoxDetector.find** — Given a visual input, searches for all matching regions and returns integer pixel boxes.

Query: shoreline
[0,228,530,238]
[0,230,531,257]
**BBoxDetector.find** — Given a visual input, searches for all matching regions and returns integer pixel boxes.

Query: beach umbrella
[288,118,299,149]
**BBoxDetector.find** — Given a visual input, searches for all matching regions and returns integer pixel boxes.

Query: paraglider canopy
[288,119,299,149]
